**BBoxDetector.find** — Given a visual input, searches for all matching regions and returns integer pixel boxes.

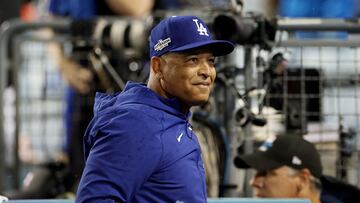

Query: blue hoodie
[76,82,207,203]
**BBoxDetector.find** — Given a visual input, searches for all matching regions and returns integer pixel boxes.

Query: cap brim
[171,40,235,56]
[234,151,283,171]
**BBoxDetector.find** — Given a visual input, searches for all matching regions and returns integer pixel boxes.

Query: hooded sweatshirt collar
[94,81,191,119]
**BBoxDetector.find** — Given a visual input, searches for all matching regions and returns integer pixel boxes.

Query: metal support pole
[217,48,245,197]
[276,18,360,47]
[277,18,360,32]
[242,46,254,197]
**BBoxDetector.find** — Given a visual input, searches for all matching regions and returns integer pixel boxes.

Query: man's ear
[150,56,163,80]
[296,168,312,194]
[299,168,311,182]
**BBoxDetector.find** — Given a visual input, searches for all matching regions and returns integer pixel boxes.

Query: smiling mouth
[194,81,211,86]
[194,83,211,90]
[196,83,210,86]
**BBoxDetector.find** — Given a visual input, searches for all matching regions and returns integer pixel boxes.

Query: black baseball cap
[234,135,323,178]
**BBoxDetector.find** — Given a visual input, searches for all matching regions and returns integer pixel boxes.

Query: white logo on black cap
[154,37,171,52]
[193,19,209,36]
[292,156,302,165]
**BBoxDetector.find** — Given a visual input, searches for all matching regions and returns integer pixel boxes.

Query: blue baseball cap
[150,15,235,57]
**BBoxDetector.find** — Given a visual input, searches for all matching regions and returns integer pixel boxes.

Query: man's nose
[250,176,264,188]
[198,61,212,77]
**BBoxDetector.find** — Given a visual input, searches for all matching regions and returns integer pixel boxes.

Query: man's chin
[189,99,208,107]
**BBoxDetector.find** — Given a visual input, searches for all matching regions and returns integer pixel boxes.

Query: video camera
[213,12,276,50]
[69,17,151,60]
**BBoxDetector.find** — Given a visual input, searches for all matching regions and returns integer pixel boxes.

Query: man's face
[250,166,300,198]
[157,50,216,107]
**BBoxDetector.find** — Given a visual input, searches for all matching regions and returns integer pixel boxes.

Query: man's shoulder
[321,175,360,203]
[115,102,164,121]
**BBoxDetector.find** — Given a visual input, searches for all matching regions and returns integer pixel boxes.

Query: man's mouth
[193,82,211,87]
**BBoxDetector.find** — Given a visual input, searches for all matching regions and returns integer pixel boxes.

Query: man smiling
[76,15,234,202]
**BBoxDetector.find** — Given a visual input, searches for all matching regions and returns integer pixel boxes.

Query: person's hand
[59,57,93,94]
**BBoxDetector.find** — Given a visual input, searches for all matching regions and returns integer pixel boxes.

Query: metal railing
[0,18,70,191]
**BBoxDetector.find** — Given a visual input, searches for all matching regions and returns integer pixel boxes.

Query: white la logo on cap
[193,19,209,36]
[292,156,302,165]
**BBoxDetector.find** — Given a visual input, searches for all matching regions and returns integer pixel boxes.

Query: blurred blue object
[278,0,358,39]
[208,198,311,203]
[5,198,311,203]
[6,201,73,203]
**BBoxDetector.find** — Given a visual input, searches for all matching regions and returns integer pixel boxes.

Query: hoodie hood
[93,81,190,119]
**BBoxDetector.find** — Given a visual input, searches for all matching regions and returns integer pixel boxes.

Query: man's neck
[310,196,321,203]
[298,186,321,203]
[307,191,321,203]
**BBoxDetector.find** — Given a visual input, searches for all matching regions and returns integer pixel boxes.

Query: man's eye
[208,58,215,65]
[190,57,198,63]
[187,57,198,64]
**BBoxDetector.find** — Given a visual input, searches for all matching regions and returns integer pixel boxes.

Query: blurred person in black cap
[234,135,360,203]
